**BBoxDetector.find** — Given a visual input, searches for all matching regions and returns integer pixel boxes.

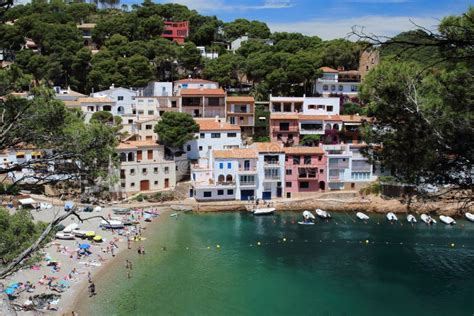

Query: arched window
[332,123,339,130]
[120,153,126,162]
[226,174,233,182]
[319,181,325,191]
[127,152,134,161]
[217,175,225,183]
[117,106,124,114]
[325,123,331,130]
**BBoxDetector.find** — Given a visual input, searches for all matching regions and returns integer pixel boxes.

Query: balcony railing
[264,175,280,181]
[240,181,256,186]
[329,175,341,180]
[216,181,236,186]
[352,165,372,172]
[238,167,257,173]
[264,161,280,167]
[329,163,349,169]
[273,126,298,132]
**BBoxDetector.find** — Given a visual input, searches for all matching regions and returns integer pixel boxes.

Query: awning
[19,198,36,205]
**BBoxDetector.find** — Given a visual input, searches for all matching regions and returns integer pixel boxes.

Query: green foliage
[300,134,321,146]
[342,102,363,115]
[223,19,270,40]
[0,208,49,264]
[359,181,381,195]
[91,111,114,124]
[154,112,199,149]
[253,136,270,143]
[0,183,20,195]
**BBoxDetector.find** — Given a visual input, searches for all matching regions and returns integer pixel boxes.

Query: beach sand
[2,202,165,315]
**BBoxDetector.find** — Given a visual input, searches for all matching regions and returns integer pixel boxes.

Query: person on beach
[88,282,96,297]
[88,271,92,283]
[125,260,130,269]
[129,261,133,270]
[138,246,142,255]
[141,246,146,255]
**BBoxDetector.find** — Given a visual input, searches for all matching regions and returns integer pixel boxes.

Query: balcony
[273,126,298,132]
[240,181,256,187]
[264,175,280,181]
[264,161,280,167]
[329,175,342,181]
[238,167,257,174]
[352,165,372,172]
[328,162,349,169]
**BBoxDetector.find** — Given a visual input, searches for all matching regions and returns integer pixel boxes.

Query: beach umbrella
[4,288,15,295]
[85,231,95,237]
[79,243,91,250]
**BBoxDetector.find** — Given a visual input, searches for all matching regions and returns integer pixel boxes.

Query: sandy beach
[1,200,166,315]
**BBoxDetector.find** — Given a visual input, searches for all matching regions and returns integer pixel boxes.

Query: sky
[144,0,472,39]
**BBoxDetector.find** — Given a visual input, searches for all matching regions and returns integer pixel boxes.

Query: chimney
[110,83,115,90]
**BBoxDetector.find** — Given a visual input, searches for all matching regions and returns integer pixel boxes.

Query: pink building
[283,147,327,198]
[270,114,300,146]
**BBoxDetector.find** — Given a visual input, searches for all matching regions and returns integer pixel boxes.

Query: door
[140,180,149,191]
[240,190,254,201]
[262,192,271,200]
[137,150,142,161]
[164,178,169,188]
[189,189,194,198]
[277,187,282,197]
[244,160,250,171]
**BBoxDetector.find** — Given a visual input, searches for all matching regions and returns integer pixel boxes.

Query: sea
[79,211,474,316]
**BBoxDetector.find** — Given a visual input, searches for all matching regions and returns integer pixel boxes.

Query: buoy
[257,241,261,246]
[207,246,211,249]
[451,243,455,247]
[283,238,286,242]
[365,239,369,244]
[186,247,189,250]
[216,244,221,249]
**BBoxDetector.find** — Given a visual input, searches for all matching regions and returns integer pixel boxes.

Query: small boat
[93,206,102,212]
[298,221,315,225]
[170,213,178,217]
[112,208,130,215]
[407,214,417,223]
[252,207,275,215]
[100,220,124,229]
[132,236,147,241]
[303,210,316,220]
[439,215,456,225]
[315,209,331,219]
[73,229,95,238]
[63,223,79,233]
[356,212,370,221]
[386,212,398,222]
[465,212,474,222]
[420,214,436,225]
[55,232,75,240]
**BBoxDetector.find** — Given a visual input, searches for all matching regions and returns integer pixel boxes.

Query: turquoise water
[82,212,474,316]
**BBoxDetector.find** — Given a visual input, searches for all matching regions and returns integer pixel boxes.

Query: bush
[253,135,270,142]
[0,183,20,195]
[360,182,381,195]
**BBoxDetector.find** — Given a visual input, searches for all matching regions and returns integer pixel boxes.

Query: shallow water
[81,212,474,316]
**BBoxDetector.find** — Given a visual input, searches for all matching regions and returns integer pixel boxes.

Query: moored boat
[356,212,370,221]
[55,232,75,240]
[303,210,316,220]
[386,212,398,222]
[100,219,125,229]
[465,212,474,222]
[439,215,456,225]
[315,209,331,219]
[252,207,275,215]
[420,214,436,225]
[298,221,315,225]
[63,223,79,233]
[406,214,417,223]
[112,208,131,215]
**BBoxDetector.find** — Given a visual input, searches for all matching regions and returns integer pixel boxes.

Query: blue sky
[141,0,471,39]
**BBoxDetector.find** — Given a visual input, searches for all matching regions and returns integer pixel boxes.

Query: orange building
[161,21,189,44]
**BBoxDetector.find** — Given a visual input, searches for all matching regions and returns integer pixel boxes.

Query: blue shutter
[227,162,231,169]
[219,163,224,169]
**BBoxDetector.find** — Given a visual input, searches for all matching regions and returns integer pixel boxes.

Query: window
[187,145,191,151]
[154,181,158,185]
[228,132,237,138]
[211,133,221,138]
[131,182,135,187]
[320,169,324,174]
[137,150,142,161]
[323,85,328,91]
[138,110,144,115]
[240,117,244,122]
[219,163,224,169]
[142,168,147,174]
[164,167,169,174]
[279,122,290,131]
[286,182,292,188]
[318,155,322,161]
[118,96,124,101]
[200,133,205,138]
[227,189,233,195]
[218,190,224,196]
[299,182,309,189]
[331,85,336,91]
[309,104,316,109]
[148,110,154,115]
[351,85,358,92]
[130,169,135,175]
[227,162,231,169]
[293,156,300,165]
[327,106,333,112]
[304,155,311,164]
[286,192,291,198]
[121,183,125,188]
[351,183,355,189]
[147,150,153,160]
[199,146,203,151]
[146,125,152,130]
[154,167,158,173]
[204,191,212,198]
[229,117,236,124]
[338,85,343,91]
[128,119,133,124]
[208,146,212,150]
[132,110,137,115]
[286,169,292,175]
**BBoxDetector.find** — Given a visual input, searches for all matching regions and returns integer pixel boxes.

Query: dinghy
[420,214,436,225]
[303,210,316,220]
[112,208,130,215]
[252,207,275,215]
[298,221,315,225]
[170,213,178,217]
[356,212,370,221]
[386,212,398,222]
[63,223,79,233]
[464,212,474,222]
[406,214,417,223]
[439,215,456,225]
[100,220,124,229]
[315,209,331,219]
[55,232,75,240]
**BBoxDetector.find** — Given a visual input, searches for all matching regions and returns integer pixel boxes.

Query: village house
[283,146,327,198]
[178,88,226,118]
[173,78,219,94]
[76,97,116,122]
[314,67,360,101]
[92,85,137,116]
[161,21,189,44]
[225,96,255,135]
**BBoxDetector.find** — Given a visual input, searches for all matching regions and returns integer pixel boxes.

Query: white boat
[170,213,178,217]
[63,223,79,233]
[406,214,417,223]
[420,214,436,225]
[55,232,75,240]
[439,215,456,225]
[73,229,95,238]
[303,210,316,220]
[100,220,124,229]
[386,212,398,221]
[252,207,275,215]
[93,206,102,212]
[356,212,370,221]
[315,209,331,219]
[298,221,315,225]
[464,212,474,222]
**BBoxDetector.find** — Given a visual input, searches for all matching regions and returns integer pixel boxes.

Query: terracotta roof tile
[226,96,254,103]
[78,97,114,103]
[283,147,325,155]
[116,140,160,150]
[320,66,338,73]
[179,88,225,96]
[270,113,299,120]
[340,115,367,123]
[299,114,342,121]
[196,118,240,131]
[213,148,258,159]
[174,78,218,84]
[252,142,283,153]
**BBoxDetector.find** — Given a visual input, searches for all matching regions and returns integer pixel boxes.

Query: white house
[252,142,285,200]
[173,78,219,94]
[77,97,116,122]
[142,82,173,97]
[92,85,137,116]
[314,67,360,97]
[302,97,340,116]
[185,118,242,164]
[197,46,219,60]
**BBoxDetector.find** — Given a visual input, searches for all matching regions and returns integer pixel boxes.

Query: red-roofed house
[161,21,189,44]
[178,88,226,118]
[226,96,255,135]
